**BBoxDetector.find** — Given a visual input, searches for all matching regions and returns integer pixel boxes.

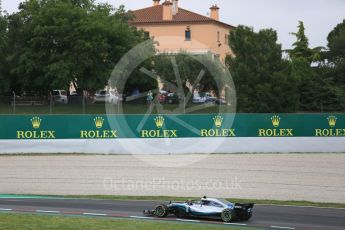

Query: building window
[225,34,228,45]
[144,32,150,39]
[217,31,220,43]
[185,27,191,41]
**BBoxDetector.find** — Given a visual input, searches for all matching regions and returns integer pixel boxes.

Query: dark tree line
[1,1,344,112]
[0,9,8,93]
[227,20,345,113]
[0,0,150,95]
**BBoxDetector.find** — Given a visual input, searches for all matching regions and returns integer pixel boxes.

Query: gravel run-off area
[0,154,344,203]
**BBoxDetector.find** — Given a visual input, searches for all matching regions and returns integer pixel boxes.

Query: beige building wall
[136,23,233,62]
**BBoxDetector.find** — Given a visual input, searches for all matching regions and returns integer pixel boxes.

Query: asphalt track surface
[0,198,344,230]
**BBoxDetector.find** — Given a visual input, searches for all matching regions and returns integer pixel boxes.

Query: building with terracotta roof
[130,0,234,62]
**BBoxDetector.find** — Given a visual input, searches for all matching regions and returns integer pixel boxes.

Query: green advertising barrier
[0,114,344,140]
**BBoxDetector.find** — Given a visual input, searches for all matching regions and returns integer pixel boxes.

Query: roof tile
[130,5,234,28]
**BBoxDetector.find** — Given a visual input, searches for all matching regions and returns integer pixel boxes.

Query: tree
[318,19,345,111]
[287,21,332,112]
[286,20,345,112]
[6,0,150,94]
[124,58,158,98]
[288,21,323,63]
[326,19,345,84]
[154,53,225,98]
[0,13,9,94]
[226,26,299,113]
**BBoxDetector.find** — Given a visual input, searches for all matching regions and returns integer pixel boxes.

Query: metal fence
[2,92,339,115]
[0,91,226,115]
[0,92,113,115]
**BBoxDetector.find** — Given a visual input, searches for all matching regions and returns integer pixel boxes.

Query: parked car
[193,92,217,104]
[94,90,119,104]
[52,90,68,104]
[205,93,217,104]
[192,93,206,104]
[167,92,180,104]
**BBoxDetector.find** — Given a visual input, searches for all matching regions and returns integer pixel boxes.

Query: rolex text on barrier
[80,117,118,139]
[315,115,345,137]
[258,115,294,137]
[16,117,56,139]
[200,115,236,137]
[0,114,344,139]
[140,116,178,138]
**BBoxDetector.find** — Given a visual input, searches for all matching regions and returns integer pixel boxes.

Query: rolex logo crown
[327,115,337,128]
[213,115,223,128]
[271,115,281,128]
[31,116,42,129]
[154,116,165,129]
[94,117,105,129]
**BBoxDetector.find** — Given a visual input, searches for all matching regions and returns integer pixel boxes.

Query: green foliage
[321,19,345,110]
[124,59,158,96]
[226,21,342,113]
[0,14,9,94]
[288,21,323,63]
[5,0,149,93]
[327,20,345,61]
[154,53,225,97]
[227,26,299,113]
[286,21,344,112]
[326,19,345,84]
[289,21,311,60]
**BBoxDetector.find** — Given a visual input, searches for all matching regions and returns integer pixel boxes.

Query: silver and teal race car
[143,196,254,222]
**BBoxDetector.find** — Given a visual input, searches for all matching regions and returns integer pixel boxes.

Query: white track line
[257,204,345,210]
[270,226,295,230]
[0,208,12,211]
[130,216,154,219]
[36,210,60,214]
[224,223,247,226]
[175,219,200,223]
[82,213,107,216]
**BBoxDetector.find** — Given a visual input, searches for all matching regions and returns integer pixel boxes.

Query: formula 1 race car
[143,196,254,222]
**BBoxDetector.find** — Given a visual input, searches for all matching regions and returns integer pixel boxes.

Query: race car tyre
[221,209,234,222]
[154,204,169,218]
[243,211,252,221]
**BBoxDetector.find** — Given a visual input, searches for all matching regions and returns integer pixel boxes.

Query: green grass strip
[0,213,258,230]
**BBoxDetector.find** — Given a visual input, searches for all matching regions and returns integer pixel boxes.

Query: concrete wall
[0,138,344,154]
